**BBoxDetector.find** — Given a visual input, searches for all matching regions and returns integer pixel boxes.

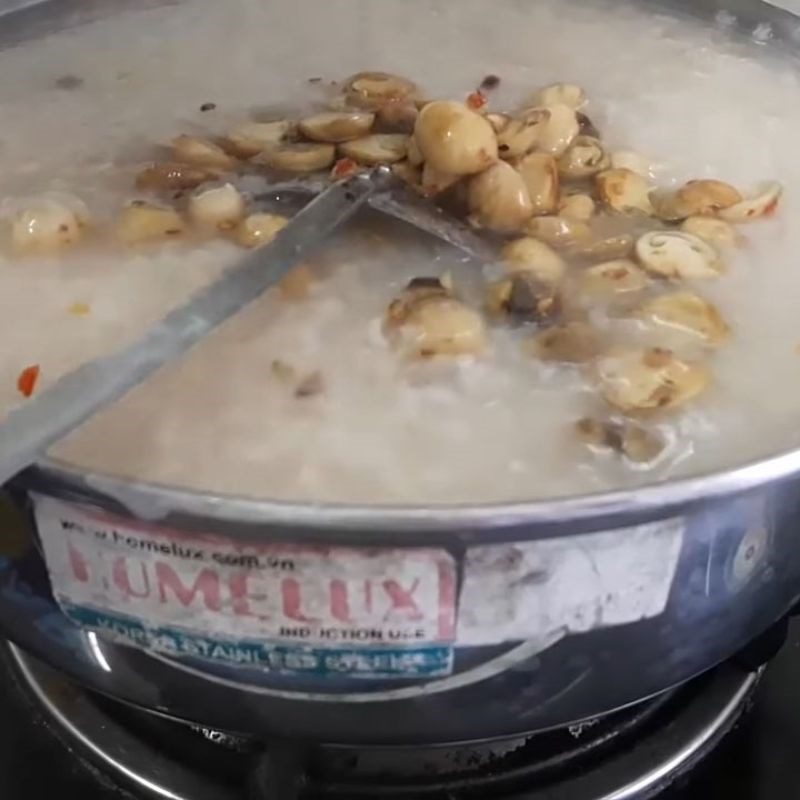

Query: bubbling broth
[0,0,798,504]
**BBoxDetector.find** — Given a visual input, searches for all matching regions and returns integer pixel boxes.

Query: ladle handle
[0,166,391,487]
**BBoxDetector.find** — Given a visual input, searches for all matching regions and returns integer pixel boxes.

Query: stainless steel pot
[2,0,800,747]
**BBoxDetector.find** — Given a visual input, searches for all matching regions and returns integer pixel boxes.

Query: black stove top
[3,623,800,799]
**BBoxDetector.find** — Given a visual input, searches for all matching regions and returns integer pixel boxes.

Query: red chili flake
[17,365,40,398]
[331,157,359,179]
[466,90,488,111]
[764,197,780,216]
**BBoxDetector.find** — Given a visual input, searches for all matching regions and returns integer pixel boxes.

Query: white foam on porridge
[0,0,799,504]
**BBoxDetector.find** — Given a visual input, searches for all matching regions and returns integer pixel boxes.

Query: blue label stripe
[62,603,454,678]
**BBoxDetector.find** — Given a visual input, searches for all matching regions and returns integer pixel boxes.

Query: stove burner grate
[4,642,760,800]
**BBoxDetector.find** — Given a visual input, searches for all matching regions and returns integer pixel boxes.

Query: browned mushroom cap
[386,280,486,359]
[467,161,534,232]
[258,142,336,172]
[527,321,602,363]
[298,111,376,143]
[414,101,498,175]
[221,120,293,158]
[486,272,561,326]
[136,162,219,192]
[172,135,238,171]
[594,346,710,412]
[653,179,742,220]
[386,277,452,326]
[575,417,666,463]
[339,133,409,165]
[343,72,418,110]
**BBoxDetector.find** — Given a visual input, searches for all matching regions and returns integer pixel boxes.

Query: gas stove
[1,620,799,799]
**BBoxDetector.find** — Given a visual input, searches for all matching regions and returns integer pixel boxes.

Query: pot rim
[25,443,800,532]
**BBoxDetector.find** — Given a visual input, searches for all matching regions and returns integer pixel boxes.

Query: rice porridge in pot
[0,0,798,504]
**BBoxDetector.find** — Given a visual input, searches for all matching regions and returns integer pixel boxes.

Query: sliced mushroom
[467,161,534,232]
[386,282,486,359]
[344,72,418,110]
[516,152,559,216]
[718,181,783,222]
[259,142,336,172]
[116,202,186,244]
[339,133,409,165]
[486,273,561,325]
[501,236,566,285]
[680,216,742,248]
[172,135,238,171]
[414,101,498,175]
[525,215,592,248]
[609,150,654,178]
[636,230,723,280]
[574,233,635,262]
[235,212,289,248]
[557,135,609,178]
[187,183,246,231]
[528,104,580,157]
[558,192,596,221]
[575,417,666,463]
[577,259,649,299]
[637,291,730,345]
[594,346,710,412]
[222,120,292,158]
[531,83,587,110]
[11,197,87,254]
[596,168,653,214]
[298,111,375,143]
[527,321,601,363]
[496,108,549,159]
[135,162,218,193]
